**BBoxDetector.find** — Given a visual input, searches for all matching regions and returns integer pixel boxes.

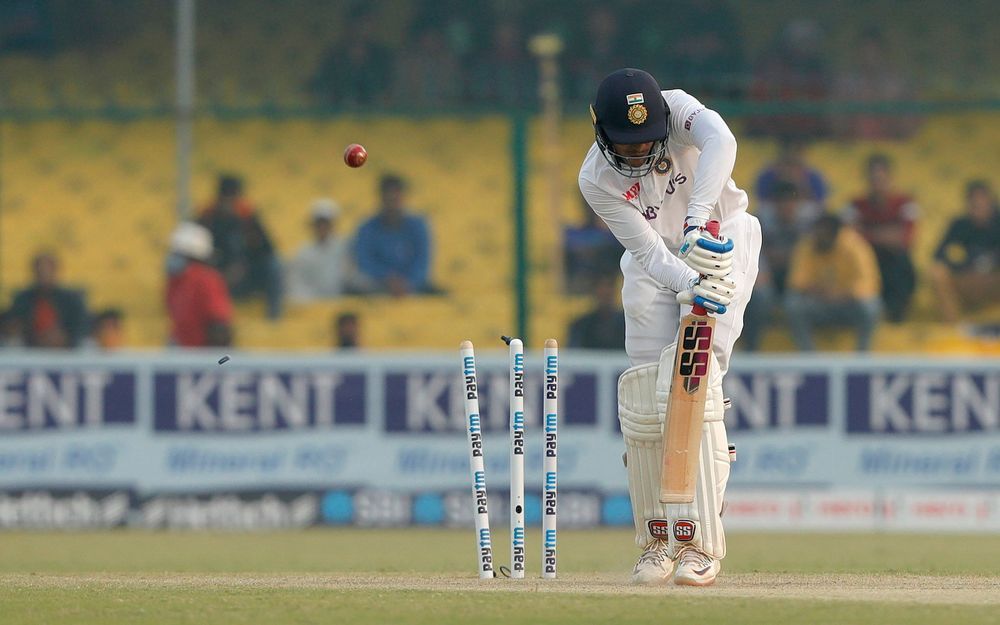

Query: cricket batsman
[578,69,761,585]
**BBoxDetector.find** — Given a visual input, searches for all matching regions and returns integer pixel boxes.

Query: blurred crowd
[1,0,989,135]
[309,2,921,140]
[565,148,999,352]
[160,171,436,349]
[0,170,437,351]
[0,1,996,352]
[1,150,995,354]
[745,153,999,351]
[309,0,742,111]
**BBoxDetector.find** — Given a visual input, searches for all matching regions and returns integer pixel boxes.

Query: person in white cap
[286,198,356,302]
[166,222,233,347]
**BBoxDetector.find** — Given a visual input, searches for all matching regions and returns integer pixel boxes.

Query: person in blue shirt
[353,174,433,296]
[754,138,828,208]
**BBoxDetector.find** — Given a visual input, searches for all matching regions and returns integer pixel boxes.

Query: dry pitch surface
[2,529,999,624]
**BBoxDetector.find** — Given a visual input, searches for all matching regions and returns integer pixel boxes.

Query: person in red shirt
[843,154,918,322]
[166,222,233,347]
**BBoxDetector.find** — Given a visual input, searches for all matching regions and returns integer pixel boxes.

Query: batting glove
[678,225,734,278]
[678,274,737,314]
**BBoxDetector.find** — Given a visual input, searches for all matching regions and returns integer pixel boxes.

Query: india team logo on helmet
[627,104,648,125]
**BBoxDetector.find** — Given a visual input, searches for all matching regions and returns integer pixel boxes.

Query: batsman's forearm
[686,110,738,223]
[624,230,699,293]
[579,177,698,293]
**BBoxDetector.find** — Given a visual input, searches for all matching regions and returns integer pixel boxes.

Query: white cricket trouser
[620,212,762,371]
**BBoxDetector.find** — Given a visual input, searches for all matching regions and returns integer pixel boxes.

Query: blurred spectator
[393,23,460,108]
[740,256,776,353]
[667,0,744,98]
[785,215,882,351]
[468,18,533,106]
[568,274,625,350]
[757,181,822,289]
[564,5,627,104]
[0,0,52,53]
[755,138,829,207]
[286,199,355,302]
[0,308,25,348]
[747,18,831,139]
[931,180,1000,323]
[742,181,819,351]
[9,252,88,348]
[198,174,283,320]
[353,174,434,297]
[334,312,361,349]
[843,154,918,322]
[565,196,624,294]
[832,27,920,140]
[412,0,478,62]
[310,7,393,108]
[166,222,233,348]
[85,308,125,351]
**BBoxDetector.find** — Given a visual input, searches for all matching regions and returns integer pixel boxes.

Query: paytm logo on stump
[154,371,366,432]
[848,372,999,434]
[0,370,134,431]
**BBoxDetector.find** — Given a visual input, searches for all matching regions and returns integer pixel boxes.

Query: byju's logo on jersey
[684,107,705,131]
[641,206,659,220]
[665,172,688,195]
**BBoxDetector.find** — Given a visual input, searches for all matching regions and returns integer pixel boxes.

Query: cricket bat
[659,220,720,504]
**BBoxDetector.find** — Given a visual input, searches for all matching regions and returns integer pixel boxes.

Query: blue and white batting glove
[678,223,734,278]
[677,274,737,314]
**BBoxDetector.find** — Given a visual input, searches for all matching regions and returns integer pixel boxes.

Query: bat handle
[691,219,721,316]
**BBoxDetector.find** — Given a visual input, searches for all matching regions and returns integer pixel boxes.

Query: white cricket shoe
[631,539,673,584]
[673,546,720,586]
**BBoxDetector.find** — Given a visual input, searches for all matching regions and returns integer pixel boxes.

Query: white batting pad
[618,361,667,547]
[619,343,730,553]
[666,420,729,559]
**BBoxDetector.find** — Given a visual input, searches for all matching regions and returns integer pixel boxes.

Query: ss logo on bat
[678,322,712,393]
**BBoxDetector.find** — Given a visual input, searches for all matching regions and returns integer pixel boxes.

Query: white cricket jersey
[578,89,749,293]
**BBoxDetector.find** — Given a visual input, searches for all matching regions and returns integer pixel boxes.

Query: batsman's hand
[678,274,736,314]
[678,225,734,278]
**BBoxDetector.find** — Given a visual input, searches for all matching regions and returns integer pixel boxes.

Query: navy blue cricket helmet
[590,68,670,178]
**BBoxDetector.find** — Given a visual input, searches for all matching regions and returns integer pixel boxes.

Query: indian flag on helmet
[626,92,645,105]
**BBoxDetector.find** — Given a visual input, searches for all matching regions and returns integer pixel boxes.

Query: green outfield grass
[2,529,999,625]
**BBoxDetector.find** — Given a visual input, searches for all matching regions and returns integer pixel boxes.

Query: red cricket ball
[344,143,368,168]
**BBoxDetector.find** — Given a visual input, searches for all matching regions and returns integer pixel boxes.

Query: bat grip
[691,219,720,317]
